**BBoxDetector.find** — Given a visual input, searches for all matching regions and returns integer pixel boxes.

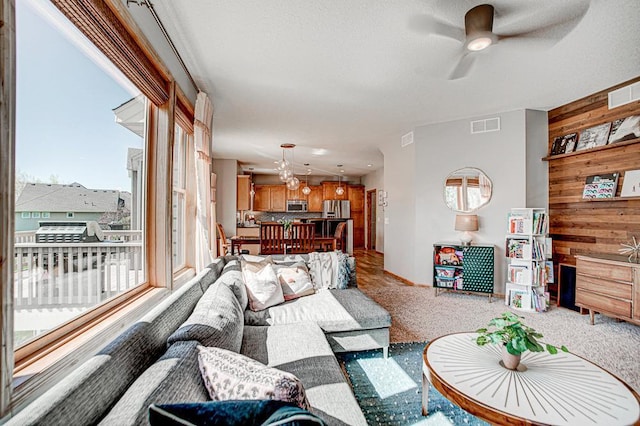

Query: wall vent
[401,131,414,147]
[470,117,500,134]
[608,81,640,109]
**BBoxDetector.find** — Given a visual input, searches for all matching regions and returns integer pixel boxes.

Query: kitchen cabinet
[322,181,348,200]
[307,185,323,212]
[286,186,302,200]
[253,185,286,212]
[348,185,365,248]
[237,175,251,211]
[576,254,639,326]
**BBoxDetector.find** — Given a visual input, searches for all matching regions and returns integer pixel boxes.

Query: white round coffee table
[422,332,640,425]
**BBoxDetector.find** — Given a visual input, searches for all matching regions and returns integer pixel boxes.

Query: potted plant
[476,312,568,370]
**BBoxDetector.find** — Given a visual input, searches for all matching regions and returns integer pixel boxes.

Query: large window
[13,0,147,347]
[172,125,189,271]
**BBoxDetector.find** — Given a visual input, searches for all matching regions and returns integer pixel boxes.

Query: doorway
[366,189,376,251]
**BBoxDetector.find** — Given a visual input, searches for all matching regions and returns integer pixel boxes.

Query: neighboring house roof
[15,183,131,213]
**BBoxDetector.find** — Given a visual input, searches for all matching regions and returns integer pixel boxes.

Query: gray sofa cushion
[8,268,212,426]
[167,280,244,352]
[244,288,390,333]
[241,324,367,426]
[99,340,209,426]
[219,260,249,309]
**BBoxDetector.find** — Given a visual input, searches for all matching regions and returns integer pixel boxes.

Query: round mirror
[444,167,492,213]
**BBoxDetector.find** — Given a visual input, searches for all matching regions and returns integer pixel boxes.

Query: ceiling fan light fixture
[467,36,493,52]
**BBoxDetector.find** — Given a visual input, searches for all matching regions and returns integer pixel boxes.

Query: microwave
[286,200,308,212]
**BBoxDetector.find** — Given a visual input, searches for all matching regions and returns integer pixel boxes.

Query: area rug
[337,342,488,426]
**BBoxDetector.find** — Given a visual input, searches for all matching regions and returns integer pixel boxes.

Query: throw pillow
[274,263,314,301]
[148,400,326,426]
[241,257,284,311]
[197,346,310,410]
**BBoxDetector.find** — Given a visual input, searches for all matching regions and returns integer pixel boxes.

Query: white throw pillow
[241,261,284,311]
[197,346,310,409]
[274,263,315,301]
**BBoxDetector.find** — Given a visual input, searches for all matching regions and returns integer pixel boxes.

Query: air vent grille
[401,131,414,147]
[470,117,500,134]
[608,81,640,109]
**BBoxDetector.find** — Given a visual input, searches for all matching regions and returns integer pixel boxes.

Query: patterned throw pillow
[197,346,310,410]
[274,263,315,301]
[241,257,284,311]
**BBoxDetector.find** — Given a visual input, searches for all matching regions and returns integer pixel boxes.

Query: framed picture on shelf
[582,173,619,199]
[550,133,578,155]
[575,122,612,151]
[620,169,640,197]
[608,115,640,144]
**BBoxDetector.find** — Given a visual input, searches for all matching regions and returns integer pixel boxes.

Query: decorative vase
[501,346,521,370]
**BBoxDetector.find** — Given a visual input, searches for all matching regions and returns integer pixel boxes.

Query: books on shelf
[508,262,548,286]
[507,210,547,234]
[506,238,544,260]
[505,208,551,313]
[508,288,549,312]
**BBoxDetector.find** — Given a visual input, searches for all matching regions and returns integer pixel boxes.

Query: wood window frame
[1,0,197,416]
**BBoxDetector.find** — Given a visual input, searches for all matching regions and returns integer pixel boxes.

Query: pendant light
[278,143,295,182]
[282,143,299,190]
[302,170,311,195]
[335,164,345,196]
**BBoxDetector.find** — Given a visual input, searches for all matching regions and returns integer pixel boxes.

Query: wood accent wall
[547,76,640,267]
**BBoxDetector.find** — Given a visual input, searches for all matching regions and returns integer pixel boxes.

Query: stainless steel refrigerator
[322,200,350,218]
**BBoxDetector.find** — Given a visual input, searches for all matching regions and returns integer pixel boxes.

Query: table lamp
[455,214,478,246]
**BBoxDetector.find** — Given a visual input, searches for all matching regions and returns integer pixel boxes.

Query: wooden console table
[422,333,640,425]
[576,254,640,325]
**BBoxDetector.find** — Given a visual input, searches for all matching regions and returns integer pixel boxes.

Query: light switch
[384,217,389,225]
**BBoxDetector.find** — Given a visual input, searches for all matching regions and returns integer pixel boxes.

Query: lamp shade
[455,214,478,232]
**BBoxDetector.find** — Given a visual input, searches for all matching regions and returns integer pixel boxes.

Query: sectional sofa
[9,253,391,426]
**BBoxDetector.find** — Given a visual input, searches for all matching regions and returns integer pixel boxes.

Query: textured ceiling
[151,0,640,177]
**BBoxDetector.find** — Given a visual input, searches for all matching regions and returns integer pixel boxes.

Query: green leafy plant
[476,312,568,356]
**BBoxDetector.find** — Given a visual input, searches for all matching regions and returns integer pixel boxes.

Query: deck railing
[14,231,144,309]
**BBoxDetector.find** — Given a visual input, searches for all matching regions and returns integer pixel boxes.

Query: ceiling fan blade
[495,1,590,46]
[465,4,494,36]
[408,14,465,42]
[449,53,475,80]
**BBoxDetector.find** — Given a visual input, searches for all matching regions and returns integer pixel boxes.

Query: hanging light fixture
[280,143,299,190]
[335,164,345,196]
[302,168,311,195]
[278,143,295,182]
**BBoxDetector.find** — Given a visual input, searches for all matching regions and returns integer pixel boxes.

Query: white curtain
[194,92,215,270]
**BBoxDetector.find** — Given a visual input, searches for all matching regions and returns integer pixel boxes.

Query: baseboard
[375,250,384,255]
[383,270,415,286]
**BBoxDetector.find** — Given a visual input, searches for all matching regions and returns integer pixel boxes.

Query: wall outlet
[384,217,389,225]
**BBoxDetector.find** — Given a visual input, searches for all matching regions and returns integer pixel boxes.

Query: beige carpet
[362,286,640,393]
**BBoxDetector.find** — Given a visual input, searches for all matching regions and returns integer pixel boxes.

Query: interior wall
[385,109,545,296]
[362,168,384,252]
[380,140,416,281]
[547,76,640,266]
[526,110,549,208]
[212,158,238,237]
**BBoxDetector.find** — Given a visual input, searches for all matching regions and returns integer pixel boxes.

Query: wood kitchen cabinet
[237,175,251,211]
[348,185,365,248]
[253,185,286,212]
[322,181,348,200]
[307,185,323,212]
[576,254,640,326]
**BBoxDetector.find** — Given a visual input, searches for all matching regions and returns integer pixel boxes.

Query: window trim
[1,0,198,417]
[20,212,29,219]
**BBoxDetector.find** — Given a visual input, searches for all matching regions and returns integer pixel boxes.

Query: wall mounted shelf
[542,137,640,161]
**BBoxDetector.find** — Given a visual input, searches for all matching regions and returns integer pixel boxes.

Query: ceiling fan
[417,2,590,80]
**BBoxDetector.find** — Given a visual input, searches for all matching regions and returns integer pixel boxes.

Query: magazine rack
[504,208,552,312]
